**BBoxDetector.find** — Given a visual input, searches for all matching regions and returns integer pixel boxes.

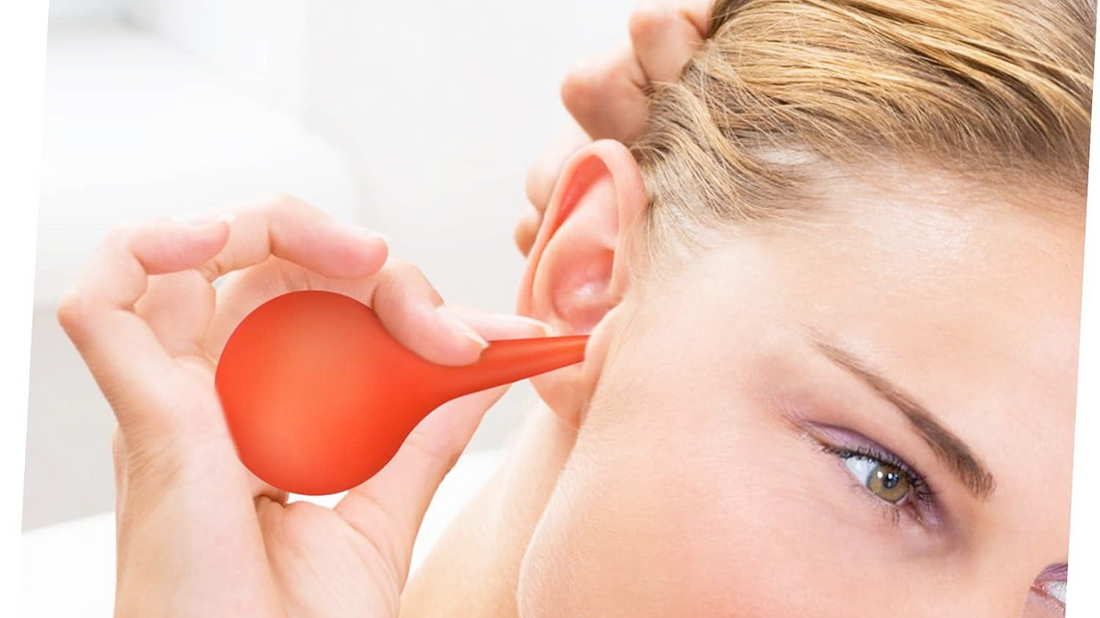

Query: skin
[517,0,710,256]
[61,2,1080,615]
[409,149,1083,618]
[61,6,703,616]
[59,196,548,617]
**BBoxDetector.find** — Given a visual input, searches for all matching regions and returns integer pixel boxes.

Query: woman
[60,0,1089,615]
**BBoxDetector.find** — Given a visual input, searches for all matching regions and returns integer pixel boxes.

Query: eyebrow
[812,338,997,500]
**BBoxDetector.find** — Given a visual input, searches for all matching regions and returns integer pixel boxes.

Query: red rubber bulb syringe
[214,290,588,495]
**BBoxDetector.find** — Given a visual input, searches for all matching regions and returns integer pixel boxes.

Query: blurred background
[22,0,637,613]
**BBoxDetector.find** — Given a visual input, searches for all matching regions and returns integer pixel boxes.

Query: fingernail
[489,313,551,336]
[437,306,490,350]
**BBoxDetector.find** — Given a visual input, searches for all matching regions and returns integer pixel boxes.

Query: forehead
[715,169,1086,366]
[789,170,1084,361]
[642,172,1084,505]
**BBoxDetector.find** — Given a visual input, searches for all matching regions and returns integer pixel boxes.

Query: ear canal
[550,248,614,335]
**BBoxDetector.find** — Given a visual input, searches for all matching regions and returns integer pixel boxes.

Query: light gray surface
[23,307,114,529]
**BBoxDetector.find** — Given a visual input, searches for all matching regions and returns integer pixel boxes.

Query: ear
[517,139,648,427]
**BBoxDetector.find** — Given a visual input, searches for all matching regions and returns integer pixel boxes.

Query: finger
[58,219,231,416]
[112,426,127,510]
[334,384,511,584]
[247,472,289,506]
[524,122,590,211]
[444,304,550,340]
[135,270,216,358]
[209,256,500,367]
[682,0,713,35]
[629,1,708,84]
[367,258,491,366]
[332,307,544,579]
[514,207,542,257]
[197,194,389,283]
[203,259,309,359]
[561,44,651,143]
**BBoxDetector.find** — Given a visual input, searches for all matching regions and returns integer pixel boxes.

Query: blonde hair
[634,0,1095,251]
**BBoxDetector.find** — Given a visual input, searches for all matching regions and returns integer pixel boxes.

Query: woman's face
[517,173,1083,617]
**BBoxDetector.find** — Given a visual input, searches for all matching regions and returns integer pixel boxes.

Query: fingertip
[561,56,608,123]
[629,2,675,48]
[188,217,234,263]
[514,208,541,256]
[686,0,713,37]
[436,305,490,351]
[321,220,391,277]
[386,303,491,367]
[133,218,233,275]
[560,69,593,117]
[442,304,551,341]
[481,313,551,340]
[525,161,556,207]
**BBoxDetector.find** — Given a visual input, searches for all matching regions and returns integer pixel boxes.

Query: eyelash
[820,443,938,527]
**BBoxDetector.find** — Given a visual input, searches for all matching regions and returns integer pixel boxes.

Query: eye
[822,442,937,526]
[840,452,910,504]
[808,425,939,527]
[1036,579,1067,606]
[1032,564,1068,611]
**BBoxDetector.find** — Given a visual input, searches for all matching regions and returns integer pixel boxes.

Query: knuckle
[104,221,144,250]
[270,192,307,209]
[383,257,424,282]
[404,432,457,475]
[103,222,134,245]
[266,193,314,216]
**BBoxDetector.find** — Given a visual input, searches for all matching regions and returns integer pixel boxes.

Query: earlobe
[517,140,648,425]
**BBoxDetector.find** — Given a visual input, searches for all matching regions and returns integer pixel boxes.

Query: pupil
[879,469,901,490]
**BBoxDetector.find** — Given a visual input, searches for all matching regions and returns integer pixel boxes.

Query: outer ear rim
[516,139,647,319]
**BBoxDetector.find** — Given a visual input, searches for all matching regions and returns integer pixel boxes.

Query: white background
[25,0,641,530]
[1,0,1098,615]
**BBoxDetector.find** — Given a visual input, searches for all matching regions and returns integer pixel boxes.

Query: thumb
[334,383,511,586]
[333,309,546,582]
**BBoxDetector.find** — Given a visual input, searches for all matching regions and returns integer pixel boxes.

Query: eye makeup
[1032,563,1068,610]
[806,424,944,529]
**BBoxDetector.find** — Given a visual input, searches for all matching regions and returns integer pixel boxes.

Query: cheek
[517,387,850,617]
[516,372,973,618]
